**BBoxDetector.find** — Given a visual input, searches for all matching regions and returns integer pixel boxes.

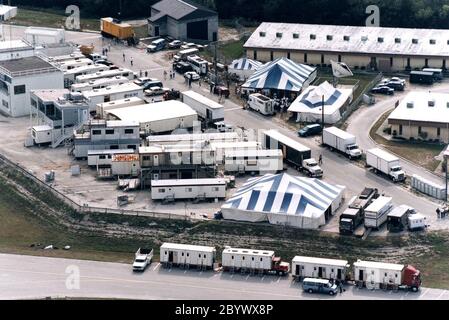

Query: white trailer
[96,97,145,118]
[71,76,129,93]
[247,93,275,116]
[364,196,393,229]
[160,243,216,269]
[111,153,140,177]
[105,101,198,134]
[211,141,260,164]
[181,90,224,124]
[31,125,53,145]
[87,149,135,167]
[323,127,362,159]
[25,27,65,46]
[353,260,422,291]
[408,213,427,231]
[146,132,240,146]
[366,148,406,182]
[64,64,109,88]
[76,68,135,83]
[58,58,93,71]
[221,247,290,275]
[47,52,86,63]
[83,83,144,112]
[224,149,283,174]
[151,178,226,201]
[292,256,350,281]
[0,5,17,21]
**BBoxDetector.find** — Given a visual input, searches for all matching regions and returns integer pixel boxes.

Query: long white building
[244,22,449,72]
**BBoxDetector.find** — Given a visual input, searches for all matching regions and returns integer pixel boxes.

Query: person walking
[123,53,126,62]
[437,208,441,219]
[164,70,167,80]
[145,70,148,77]
[130,57,134,67]
[139,70,143,77]
[339,283,343,295]
[319,154,323,165]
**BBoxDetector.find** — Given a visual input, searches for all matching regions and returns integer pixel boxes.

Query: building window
[304,53,308,63]
[310,34,316,40]
[399,125,403,135]
[412,39,419,44]
[395,38,401,43]
[390,57,393,67]
[338,55,342,62]
[378,37,384,43]
[407,58,411,68]
[92,130,101,135]
[321,54,325,64]
[418,126,422,134]
[14,85,26,95]
[270,51,274,61]
[186,188,193,192]
[124,129,134,134]
[343,35,350,41]
[127,145,137,150]
[430,39,436,45]
[287,52,291,59]
[105,129,114,135]
[326,35,333,41]
[110,145,119,150]
[425,59,429,67]
[276,32,283,38]
[213,187,219,191]
[293,33,299,39]
[437,127,441,136]
[259,32,266,37]
[253,50,257,60]
[158,189,165,193]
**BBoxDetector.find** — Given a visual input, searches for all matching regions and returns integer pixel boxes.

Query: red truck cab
[272,257,290,276]
[403,265,422,292]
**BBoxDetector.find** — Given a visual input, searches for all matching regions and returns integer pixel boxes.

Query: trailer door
[337,268,342,280]
[168,251,174,263]
[295,264,300,277]
[358,269,364,281]
[318,267,323,278]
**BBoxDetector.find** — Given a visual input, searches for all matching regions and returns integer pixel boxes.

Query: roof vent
[407,102,414,108]
[361,36,368,42]
[428,99,435,107]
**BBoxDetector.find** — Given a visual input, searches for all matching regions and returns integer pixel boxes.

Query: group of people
[436,206,449,219]
[122,53,133,66]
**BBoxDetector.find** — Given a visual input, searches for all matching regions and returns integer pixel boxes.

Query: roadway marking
[225,107,244,112]
[277,277,281,283]
[437,290,447,300]
[419,288,431,299]
[152,263,160,271]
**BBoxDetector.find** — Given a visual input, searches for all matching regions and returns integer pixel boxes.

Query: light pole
[444,147,449,202]
[321,95,325,145]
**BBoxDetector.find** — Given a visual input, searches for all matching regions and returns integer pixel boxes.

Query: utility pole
[214,40,218,85]
[321,95,325,145]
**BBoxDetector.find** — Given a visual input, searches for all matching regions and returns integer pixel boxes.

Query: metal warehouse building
[148,0,218,43]
[388,91,449,143]
[244,22,449,72]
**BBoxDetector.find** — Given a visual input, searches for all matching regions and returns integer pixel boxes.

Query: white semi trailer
[160,243,216,269]
[181,90,224,125]
[323,127,362,160]
[364,196,393,229]
[292,256,350,282]
[366,148,406,182]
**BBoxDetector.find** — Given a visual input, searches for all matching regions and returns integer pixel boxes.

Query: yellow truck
[101,17,138,45]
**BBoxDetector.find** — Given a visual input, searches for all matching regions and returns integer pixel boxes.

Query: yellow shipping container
[101,17,134,40]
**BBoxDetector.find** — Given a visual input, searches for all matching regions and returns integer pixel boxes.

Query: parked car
[390,77,406,85]
[184,71,200,81]
[163,89,181,101]
[175,62,193,74]
[371,86,395,95]
[141,80,164,91]
[134,77,159,86]
[213,85,230,98]
[168,40,182,49]
[145,86,170,96]
[385,81,405,91]
[95,59,115,67]
[302,278,338,296]
[298,124,322,137]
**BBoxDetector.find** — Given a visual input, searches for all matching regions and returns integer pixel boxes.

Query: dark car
[371,86,395,95]
[163,89,181,101]
[142,80,164,90]
[175,62,193,74]
[213,85,230,98]
[95,59,114,67]
[298,124,322,137]
[385,81,405,91]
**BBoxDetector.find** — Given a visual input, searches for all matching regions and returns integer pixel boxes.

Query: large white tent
[228,58,263,81]
[241,57,317,95]
[288,81,353,124]
[221,173,345,229]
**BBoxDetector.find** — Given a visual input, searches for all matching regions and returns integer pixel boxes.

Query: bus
[174,48,199,62]
[187,55,209,75]
[76,68,135,83]
[147,38,166,53]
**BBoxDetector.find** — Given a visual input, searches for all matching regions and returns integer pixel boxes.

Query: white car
[184,71,200,81]
[168,40,182,49]
[145,86,170,96]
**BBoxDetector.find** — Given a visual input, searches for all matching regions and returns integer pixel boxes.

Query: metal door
[318,267,323,278]
[168,251,174,263]
[154,155,159,166]
[359,269,364,281]
[337,269,342,280]
[295,265,300,277]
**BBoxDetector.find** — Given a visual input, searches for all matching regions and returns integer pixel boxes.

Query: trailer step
[361,228,372,240]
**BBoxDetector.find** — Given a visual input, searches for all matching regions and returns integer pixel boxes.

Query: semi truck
[409,71,434,85]
[263,130,323,178]
[132,248,153,272]
[353,260,422,292]
[366,148,406,182]
[364,196,393,229]
[339,187,379,235]
[323,127,362,160]
[101,17,138,45]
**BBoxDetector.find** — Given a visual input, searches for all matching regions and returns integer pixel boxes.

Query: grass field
[370,109,444,172]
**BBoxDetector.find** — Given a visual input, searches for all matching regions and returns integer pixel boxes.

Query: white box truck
[323,127,362,160]
[364,196,393,229]
[247,93,275,116]
[366,148,406,182]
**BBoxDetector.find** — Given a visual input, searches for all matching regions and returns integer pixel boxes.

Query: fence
[0,153,203,222]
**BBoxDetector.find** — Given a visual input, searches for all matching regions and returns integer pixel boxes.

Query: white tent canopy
[221,173,346,229]
[288,81,353,124]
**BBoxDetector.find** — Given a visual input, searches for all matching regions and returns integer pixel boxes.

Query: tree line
[11,0,449,29]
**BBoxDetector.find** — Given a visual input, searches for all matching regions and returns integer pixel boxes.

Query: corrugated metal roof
[244,22,449,57]
[151,0,216,21]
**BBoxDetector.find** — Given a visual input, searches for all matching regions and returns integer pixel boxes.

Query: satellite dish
[331,60,353,78]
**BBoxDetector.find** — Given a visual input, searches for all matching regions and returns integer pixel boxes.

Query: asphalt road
[1,254,448,300]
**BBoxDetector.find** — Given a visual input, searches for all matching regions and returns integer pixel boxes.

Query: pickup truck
[132,248,154,272]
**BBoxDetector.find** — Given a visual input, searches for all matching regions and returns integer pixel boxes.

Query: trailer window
[331,269,334,272]
[395,274,398,278]
[92,130,101,135]
[182,252,184,256]
[187,253,189,257]
[199,254,201,258]
[385,273,387,277]
[260,258,263,262]
[125,129,134,134]
[242,257,245,260]
[158,189,165,193]
[204,255,206,258]
[165,251,167,255]
[231,256,234,259]
[106,129,114,135]
[252,257,255,261]
[99,155,106,160]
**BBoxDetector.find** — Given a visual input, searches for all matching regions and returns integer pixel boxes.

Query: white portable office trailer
[76,68,135,83]
[291,256,349,281]
[83,83,144,112]
[105,101,198,134]
[211,141,260,164]
[96,96,145,118]
[24,27,65,46]
[146,132,240,146]
[151,178,226,200]
[71,76,129,93]
[87,149,135,167]
[353,260,404,289]
[64,64,109,88]
[111,153,140,177]
[364,196,393,229]
[181,90,224,124]
[224,149,283,173]
[160,243,216,269]
[221,247,275,272]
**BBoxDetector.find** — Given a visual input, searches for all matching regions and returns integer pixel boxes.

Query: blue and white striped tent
[241,57,317,93]
[221,173,345,229]
[228,58,263,81]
